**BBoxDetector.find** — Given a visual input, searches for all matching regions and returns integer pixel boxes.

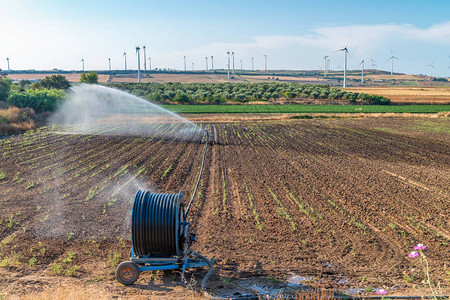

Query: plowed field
[0,117,449,298]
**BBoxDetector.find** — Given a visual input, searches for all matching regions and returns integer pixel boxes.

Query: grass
[161,104,450,114]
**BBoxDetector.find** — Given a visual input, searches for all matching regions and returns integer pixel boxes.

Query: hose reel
[115,130,214,288]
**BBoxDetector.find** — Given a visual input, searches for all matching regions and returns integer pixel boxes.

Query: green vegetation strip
[162,104,450,114]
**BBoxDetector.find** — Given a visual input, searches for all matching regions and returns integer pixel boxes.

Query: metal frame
[130,247,211,275]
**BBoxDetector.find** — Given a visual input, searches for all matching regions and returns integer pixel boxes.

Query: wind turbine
[323,55,329,76]
[123,52,127,71]
[251,57,254,71]
[6,57,10,71]
[205,57,208,71]
[148,57,151,71]
[227,51,231,79]
[334,45,349,88]
[108,58,111,74]
[183,56,187,71]
[136,46,141,83]
[427,61,435,77]
[80,58,85,72]
[232,51,235,74]
[143,46,147,72]
[370,58,376,69]
[359,59,365,83]
[386,51,399,75]
[192,62,194,71]
[264,54,267,71]
[211,56,214,71]
[240,59,242,70]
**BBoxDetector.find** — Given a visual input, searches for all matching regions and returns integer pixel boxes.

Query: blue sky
[1,0,450,76]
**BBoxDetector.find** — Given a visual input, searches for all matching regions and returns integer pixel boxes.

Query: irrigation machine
[115,130,214,289]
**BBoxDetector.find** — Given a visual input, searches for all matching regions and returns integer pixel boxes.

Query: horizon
[1,0,450,77]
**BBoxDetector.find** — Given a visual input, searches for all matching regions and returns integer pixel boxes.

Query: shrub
[0,78,12,101]
[39,75,71,90]
[7,89,65,112]
[80,72,98,84]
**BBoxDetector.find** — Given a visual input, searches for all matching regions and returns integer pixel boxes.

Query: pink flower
[376,289,388,295]
[414,243,427,251]
[409,251,419,258]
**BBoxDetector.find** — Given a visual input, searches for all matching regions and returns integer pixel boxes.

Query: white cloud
[157,22,450,74]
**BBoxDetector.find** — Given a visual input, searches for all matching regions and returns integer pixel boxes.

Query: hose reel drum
[115,190,214,287]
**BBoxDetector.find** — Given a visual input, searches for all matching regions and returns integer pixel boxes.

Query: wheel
[115,261,140,285]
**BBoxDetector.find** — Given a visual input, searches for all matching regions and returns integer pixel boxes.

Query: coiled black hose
[131,190,184,256]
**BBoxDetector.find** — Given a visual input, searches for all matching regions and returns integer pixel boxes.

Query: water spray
[115,129,215,289]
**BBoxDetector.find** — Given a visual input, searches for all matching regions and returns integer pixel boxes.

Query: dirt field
[0,117,449,299]
[6,73,110,83]
[347,86,450,104]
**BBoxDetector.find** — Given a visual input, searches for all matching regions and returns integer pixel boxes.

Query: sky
[1,0,450,76]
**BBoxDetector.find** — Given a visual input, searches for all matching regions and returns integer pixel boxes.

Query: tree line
[107,82,390,105]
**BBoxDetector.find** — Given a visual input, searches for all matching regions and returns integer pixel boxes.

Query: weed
[107,251,121,268]
[0,171,5,180]
[65,265,79,277]
[25,181,35,189]
[87,275,105,283]
[0,235,15,246]
[85,188,96,203]
[6,214,16,228]
[67,232,75,240]
[408,243,442,298]
[161,164,172,179]
[50,264,63,276]
[28,256,37,267]
[62,252,76,263]
[117,237,127,248]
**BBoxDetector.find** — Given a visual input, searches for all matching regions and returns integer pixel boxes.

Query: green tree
[80,72,98,84]
[7,89,65,112]
[0,78,12,101]
[40,75,71,90]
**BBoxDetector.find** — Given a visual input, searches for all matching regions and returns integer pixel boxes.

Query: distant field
[6,73,110,83]
[346,86,450,104]
[162,104,450,114]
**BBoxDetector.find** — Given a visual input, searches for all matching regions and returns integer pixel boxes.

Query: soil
[0,117,449,299]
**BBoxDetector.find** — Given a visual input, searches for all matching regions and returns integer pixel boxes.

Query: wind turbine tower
[136,46,141,83]
[192,62,194,71]
[148,57,151,71]
[427,62,435,77]
[227,51,231,79]
[6,58,10,71]
[334,45,349,88]
[252,57,254,71]
[143,46,147,72]
[323,55,329,76]
[205,57,208,71]
[232,51,235,74]
[211,56,214,71]
[387,52,399,75]
[123,52,127,71]
[240,59,242,70]
[184,56,187,71]
[108,58,111,74]
[80,58,85,72]
[264,54,267,71]
[359,59,365,83]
